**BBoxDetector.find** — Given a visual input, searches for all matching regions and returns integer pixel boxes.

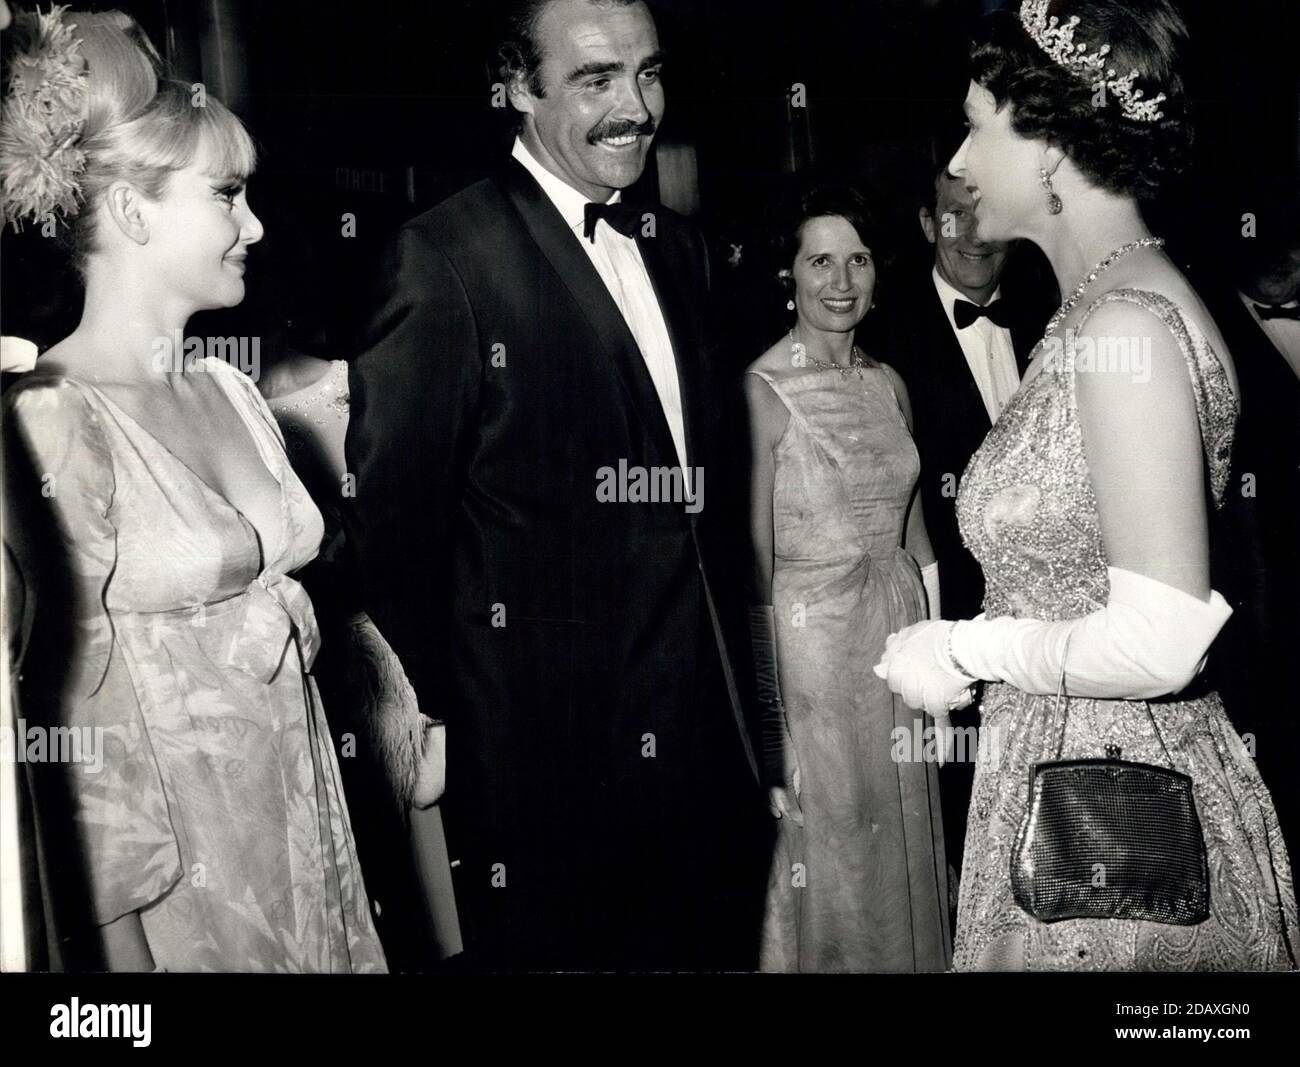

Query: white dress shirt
[932,267,1021,423]
[511,138,689,472]
[1238,291,1300,381]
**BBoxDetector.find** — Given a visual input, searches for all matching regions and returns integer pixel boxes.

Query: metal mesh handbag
[1008,638,1211,925]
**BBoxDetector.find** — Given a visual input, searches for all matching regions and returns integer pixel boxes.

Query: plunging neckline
[74,367,285,571]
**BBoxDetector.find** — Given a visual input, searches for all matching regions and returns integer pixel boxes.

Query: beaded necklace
[1039,236,1164,347]
[788,329,867,380]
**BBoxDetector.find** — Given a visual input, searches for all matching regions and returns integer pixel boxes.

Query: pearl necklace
[788,330,866,380]
[1039,236,1164,346]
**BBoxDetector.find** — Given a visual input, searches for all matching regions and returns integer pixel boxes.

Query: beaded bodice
[265,359,349,467]
[956,288,1237,622]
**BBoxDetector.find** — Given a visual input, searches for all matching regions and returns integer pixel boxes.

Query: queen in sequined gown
[872,0,1299,973]
[952,289,1297,970]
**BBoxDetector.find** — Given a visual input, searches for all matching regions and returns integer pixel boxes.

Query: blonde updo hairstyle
[61,11,256,273]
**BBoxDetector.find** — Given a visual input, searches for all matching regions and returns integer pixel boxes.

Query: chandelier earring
[1040,167,1063,215]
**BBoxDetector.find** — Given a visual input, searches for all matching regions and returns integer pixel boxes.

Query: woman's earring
[779,269,795,311]
[1040,167,1063,215]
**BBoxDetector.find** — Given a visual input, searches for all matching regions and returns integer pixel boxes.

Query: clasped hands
[873,619,977,717]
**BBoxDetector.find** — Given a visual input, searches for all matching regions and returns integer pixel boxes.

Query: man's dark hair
[491,0,643,98]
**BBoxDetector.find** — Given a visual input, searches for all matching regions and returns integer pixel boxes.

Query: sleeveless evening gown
[954,289,1297,971]
[749,362,951,972]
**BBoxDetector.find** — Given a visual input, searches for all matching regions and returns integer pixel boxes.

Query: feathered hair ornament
[1,6,89,231]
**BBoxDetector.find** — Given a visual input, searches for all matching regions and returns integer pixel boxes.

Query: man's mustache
[587,118,657,144]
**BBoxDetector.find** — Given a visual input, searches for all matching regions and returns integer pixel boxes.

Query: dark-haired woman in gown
[744,184,951,972]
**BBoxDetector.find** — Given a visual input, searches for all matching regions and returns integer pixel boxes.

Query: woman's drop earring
[779,269,795,311]
[1040,167,1063,215]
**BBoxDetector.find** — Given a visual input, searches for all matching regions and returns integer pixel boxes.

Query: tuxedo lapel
[498,161,681,472]
[1010,308,1044,375]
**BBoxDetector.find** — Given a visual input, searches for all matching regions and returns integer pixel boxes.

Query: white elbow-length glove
[920,561,941,621]
[874,567,1232,715]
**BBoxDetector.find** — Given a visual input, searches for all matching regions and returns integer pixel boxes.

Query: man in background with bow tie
[346,0,763,972]
[1197,202,1300,853]
[872,164,1049,887]
[885,167,1048,627]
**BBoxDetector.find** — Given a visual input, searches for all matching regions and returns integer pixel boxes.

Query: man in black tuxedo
[1198,213,1300,851]
[873,167,1047,880]
[345,0,763,971]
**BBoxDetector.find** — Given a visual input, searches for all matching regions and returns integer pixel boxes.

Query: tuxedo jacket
[1197,282,1300,843]
[344,160,760,964]
[875,273,1045,622]
[1204,287,1300,621]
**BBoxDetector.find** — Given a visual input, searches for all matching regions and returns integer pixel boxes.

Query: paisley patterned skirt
[954,682,1297,971]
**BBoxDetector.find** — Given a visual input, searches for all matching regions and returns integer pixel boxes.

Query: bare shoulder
[1083,263,1240,397]
[1072,300,1200,420]
[743,342,793,447]
[875,359,907,397]
[1077,296,1169,340]
[746,334,799,379]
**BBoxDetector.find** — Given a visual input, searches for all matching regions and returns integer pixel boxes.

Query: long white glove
[876,567,1232,714]
[920,561,941,621]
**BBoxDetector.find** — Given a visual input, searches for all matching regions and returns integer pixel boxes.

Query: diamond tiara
[1018,0,1167,123]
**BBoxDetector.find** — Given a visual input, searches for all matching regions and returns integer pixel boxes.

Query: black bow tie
[583,201,643,242]
[1254,303,1300,321]
[954,298,1013,330]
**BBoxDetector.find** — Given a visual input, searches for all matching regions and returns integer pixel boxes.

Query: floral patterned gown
[5,357,386,972]
[954,289,1298,971]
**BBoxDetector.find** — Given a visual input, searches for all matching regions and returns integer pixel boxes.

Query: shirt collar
[932,265,1002,313]
[1240,289,1299,320]
[512,137,620,236]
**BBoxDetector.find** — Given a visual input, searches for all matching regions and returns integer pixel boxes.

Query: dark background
[3,0,1297,369]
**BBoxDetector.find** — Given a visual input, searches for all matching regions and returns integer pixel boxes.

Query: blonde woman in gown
[878,0,1296,970]
[745,185,951,972]
[7,362,385,972]
[1,9,383,971]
